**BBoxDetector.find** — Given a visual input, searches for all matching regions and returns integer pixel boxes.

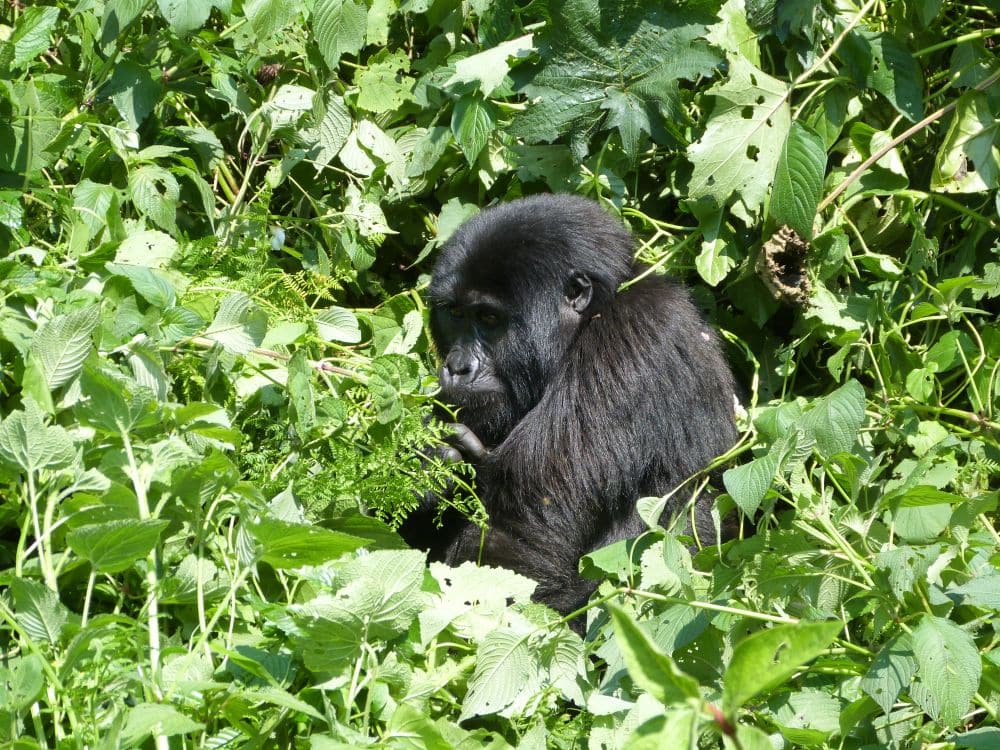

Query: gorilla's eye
[477,310,501,327]
[447,305,465,319]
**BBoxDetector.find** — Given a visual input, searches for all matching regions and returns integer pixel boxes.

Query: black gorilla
[403,194,738,615]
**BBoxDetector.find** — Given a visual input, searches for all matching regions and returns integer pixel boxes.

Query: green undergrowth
[0,0,998,748]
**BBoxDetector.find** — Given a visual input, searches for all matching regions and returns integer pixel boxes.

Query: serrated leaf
[688,56,791,213]
[244,0,303,43]
[355,50,414,114]
[11,6,61,68]
[770,122,826,239]
[29,305,100,391]
[800,379,866,457]
[315,307,362,343]
[451,94,495,165]
[910,616,981,726]
[10,579,71,645]
[101,0,149,49]
[312,0,367,71]
[0,402,76,473]
[73,180,117,239]
[107,263,176,308]
[67,519,169,573]
[723,621,841,711]
[445,34,534,97]
[460,629,534,720]
[129,165,179,233]
[203,293,267,355]
[609,605,700,705]
[121,704,204,745]
[368,355,419,423]
[860,633,917,714]
[513,0,719,149]
[304,95,352,168]
[723,449,779,516]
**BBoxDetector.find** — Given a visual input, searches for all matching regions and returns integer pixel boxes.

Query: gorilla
[402,194,738,617]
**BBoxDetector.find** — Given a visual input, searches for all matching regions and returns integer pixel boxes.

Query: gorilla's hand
[440,423,488,464]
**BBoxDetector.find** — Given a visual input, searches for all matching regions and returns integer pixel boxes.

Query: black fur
[404,194,738,615]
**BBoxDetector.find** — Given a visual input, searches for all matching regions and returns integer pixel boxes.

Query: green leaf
[29,305,100,391]
[445,34,534,97]
[129,165,180,233]
[3,655,45,712]
[203,293,267,355]
[10,579,71,645]
[11,6,61,68]
[770,122,826,239]
[0,402,75,473]
[315,307,362,343]
[105,61,162,129]
[688,56,791,213]
[250,518,367,568]
[932,91,999,193]
[723,449,779,516]
[312,0,367,71]
[860,633,917,714]
[800,380,866,457]
[101,0,150,50]
[451,94,496,165]
[513,0,719,152]
[156,0,215,35]
[355,50,414,114]
[368,355,419,423]
[244,0,303,44]
[115,229,179,267]
[608,605,700,705]
[841,31,924,122]
[121,703,204,746]
[303,95,352,168]
[910,616,981,726]
[107,263,177,308]
[722,621,841,712]
[460,629,534,720]
[67,519,169,573]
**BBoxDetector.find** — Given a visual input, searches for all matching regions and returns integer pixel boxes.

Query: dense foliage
[1,0,998,747]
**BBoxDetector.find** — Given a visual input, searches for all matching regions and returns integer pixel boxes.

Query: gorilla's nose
[442,351,477,386]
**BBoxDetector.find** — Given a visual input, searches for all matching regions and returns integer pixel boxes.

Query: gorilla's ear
[566,273,593,313]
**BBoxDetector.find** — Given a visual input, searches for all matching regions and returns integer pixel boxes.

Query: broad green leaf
[841,31,924,122]
[932,91,999,193]
[445,35,534,97]
[3,655,45,712]
[386,703,451,750]
[67,519,169,573]
[695,237,739,287]
[608,606,700,705]
[76,365,158,434]
[0,402,75,473]
[73,180,117,239]
[312,0,367,71]
[115,230,179,267]
[368,354,419,423]
[105,61,162,129]
[460,629,534,720]
[303,95,352,168]
[250,518,367,568]
[10,579,71,645]
[770,122,826,239]
[946,575,1000,611]
[513,0,720,157]
[800,380,866,457]
[11,6,60,67]
[156,0,214,35]
[315,307,362,343]
[101,0,150,49]
[723,449,779,516]
[121,703,204,746]
[203,293,267,355]
[0,191,22,229]
[722,621,841,712]
[29,305,100,391]
[451,94,496,165]
[287,351,316,436]
[106,262,177,308]
[355,50,414,114]
[910,616,981,726]
[264,84,315,131]
[344,186,395,237]
[129,165,179,233]
[860,633,917,714]
[688,56,791,213]
[244,0,303,43]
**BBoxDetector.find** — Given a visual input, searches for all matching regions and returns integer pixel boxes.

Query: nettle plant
[0,0,998,748]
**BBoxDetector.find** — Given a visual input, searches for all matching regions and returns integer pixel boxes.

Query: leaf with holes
[932,91,1000,193]
[840,31,924,122]
[129,165,180,233]
[910,616,981,727]
[688,56,791,214]
[512,0,719,158]
[312,0,367,72]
